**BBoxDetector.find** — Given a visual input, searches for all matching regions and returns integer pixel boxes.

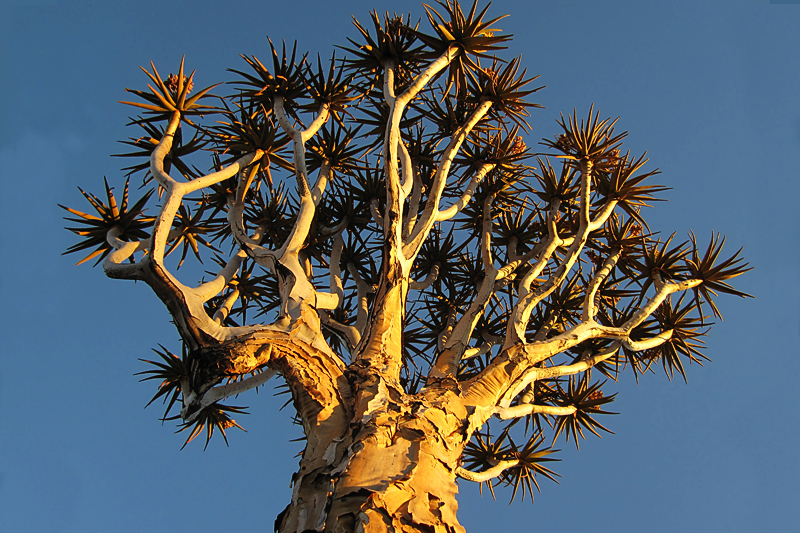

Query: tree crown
[62,0,750,505]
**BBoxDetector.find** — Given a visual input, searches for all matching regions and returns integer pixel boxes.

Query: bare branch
[103,226,146,280]
[436,163,496,222]
[320,312,361,350]
[455,460,520,483]
[403,99,494,261]
[347,263,372,335]
[213,288,240,324]
[150,111,180,188]
[409,262,440,291]
[581,248,622,321]
[495,404,577,420]
[183,150,263,194]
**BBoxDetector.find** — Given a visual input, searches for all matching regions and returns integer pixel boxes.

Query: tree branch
[455,460,519,483]
[494,403,577,420]
[403,99,494,261]
[581,248,622,321]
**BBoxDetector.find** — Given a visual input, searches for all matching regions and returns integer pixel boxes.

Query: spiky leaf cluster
[61,5,749,510]
[61,178,153,265]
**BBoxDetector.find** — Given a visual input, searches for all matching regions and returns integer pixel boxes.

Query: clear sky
[1,0,798,531]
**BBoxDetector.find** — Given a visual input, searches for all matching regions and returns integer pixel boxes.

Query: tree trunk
[190,272,476,533]
[276,376,470,533]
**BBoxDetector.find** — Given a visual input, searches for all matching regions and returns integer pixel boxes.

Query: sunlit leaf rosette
[60,178,153,265]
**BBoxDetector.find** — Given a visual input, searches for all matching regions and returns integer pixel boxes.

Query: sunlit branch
[496,243,541,282]
[396,46,458,107]
[312,163,331,206]
[581,248,622,321]
[213,288,240,324]
[505,160,598,348]
[532,314,557,343]
[503,201,563,348]
[535,342,622,380]
[382,59,397,106]
[402,162,424,240]
[435,163,496,222]
[455,460,520,483]
[195,249,248,302]
[518,200,562,297]
[621,278,702,333]
[281,162,331,256]
[403,99,493,260]
[301,104,331,143]
[275,97,330,196]
[437,309,458,353]
[462,342,495,360]
[494,403,577,420]
[229,193,276,262]
[274,97,298,136]
[150,111,180,188]
[329,230,346,305]
[370,198,384,231]
[409,262,440,291]
[434,194,503,375]
[196,223,266,302]
[348,263,371,335]
[399,136,414,200]
[589,199,618,231]
[103,226,147,279]
[622,329,673,352]
[183,150,263,194]
[182,368,278,423]
[494,341,620,410]
[320,312,361,349]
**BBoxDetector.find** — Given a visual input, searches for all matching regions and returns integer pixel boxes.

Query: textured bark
[191,325,472,533]
[288,375,470,533]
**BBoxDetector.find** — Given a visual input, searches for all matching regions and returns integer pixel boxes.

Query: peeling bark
[322,379,469,533]
[190,324,475,533]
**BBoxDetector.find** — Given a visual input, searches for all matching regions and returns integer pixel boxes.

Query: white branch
[622,329,673,352]
[213,288,240,324]
[505,160,600,349]
[409,263,440,291]
[456,460,519,483]
[328,230,346,306]
[404,99,493,261]
[396,47,458,107]
[581,248,622,321]
[435,163,496,222]
[462,343,495,360]
[320,312,361,349]
[194,248,249,302]
[494,404,577,420]
[348,263,371,335]
[402,164,424,240]
[150,112,180,188]
[370,199,384,230]
[588,200,618,231]
[103,226,146,279]
[183,151,262,194]
[536,342,622,380]
[182,368,278,423]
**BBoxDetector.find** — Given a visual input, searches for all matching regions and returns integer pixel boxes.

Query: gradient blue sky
[1,1,798,531]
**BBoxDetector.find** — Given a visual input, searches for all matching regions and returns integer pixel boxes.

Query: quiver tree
[62,2,751,532]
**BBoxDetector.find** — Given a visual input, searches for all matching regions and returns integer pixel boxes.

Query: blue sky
[1,0,798,531]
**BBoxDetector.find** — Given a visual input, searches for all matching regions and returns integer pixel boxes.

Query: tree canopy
[62,1,751,530]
